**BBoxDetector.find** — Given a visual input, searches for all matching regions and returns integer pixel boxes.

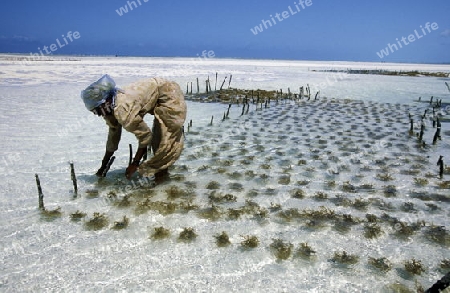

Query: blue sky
[1,0,449,63]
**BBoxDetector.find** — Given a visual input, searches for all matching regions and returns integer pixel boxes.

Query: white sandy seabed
[0,55,449,292]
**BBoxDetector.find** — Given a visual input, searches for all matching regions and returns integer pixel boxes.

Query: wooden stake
[437,156,444,179]
[35,174,44,210]
[196,78,199,93]
[226,104,231,118]
[129,144,133,166]
[215,72,218,91]
[228,75,232,88]
[220,76,227,91]
[210,116,214,125]
[69,162,78,195]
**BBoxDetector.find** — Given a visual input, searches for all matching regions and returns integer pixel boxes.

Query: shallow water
[0,57,449,292]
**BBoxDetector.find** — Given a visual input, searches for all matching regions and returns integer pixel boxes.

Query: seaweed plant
[260,164,271,170]
[208,192,237,204]
[84,213,109,230]
[111,216,129,230]
[424,225,449,246]
[313,191,328,201]
[229,182,244,191]
[216,167,227,174]
[413,177,429,187]
[177,201,198,213]
[325,180,336,189]
[366,214,378,223]
[227,171,243,179]
[376,173,394,181]
[40,207,62,220]
[368,257,392,272]
[404,258,425,275]
[331,194,352,207]
[290,188,305,199]
[387,282,413,293]
[227,208,245,220]
[331,250,359,265]
[197,165,211,172]
[70,210,86,221]
[206,181,221,190]
[440,259,450,270]
[425,203,439,211]
[438,181,450,189]
[342,181,357,192]
[383,185,397,197]
[214,231,231,247]
[241,235,259,249]
[278,175,291,185]
[352,197,371,211]
[197,204,223,221]
[165,185,194,200]
[269,203,282,213]
[151,226,171,240]
[400,202,416,213]
[392,221,417,239]
[295,242,316,259]
[178,227,197,242]
[114,195,132,208]
[240,171,256,180]
[296,180,310,186]
[270,239,293,261]
[364,223,383,239]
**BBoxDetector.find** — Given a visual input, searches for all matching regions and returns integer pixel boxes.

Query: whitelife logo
[250,0,313,35]
[21,31,81,64]
[376,22,439,59]
[116,0,149,16]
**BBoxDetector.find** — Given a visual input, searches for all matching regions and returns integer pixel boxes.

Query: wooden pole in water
[210,116,214,125]
[186,83,189,95]
[196,78,200,93]
[228,75,232,88]
[35,174,44,210]
[437,155,444,179]
[433,126,441,145]
[69,162,78,196]
[220,76,227,91]
[129,144,133,166]
[215,73,218,91]
[226,104,231,118]
[190,82,193,95]
[418,120,424,142]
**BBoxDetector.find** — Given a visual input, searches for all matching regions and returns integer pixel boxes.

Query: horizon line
[0,52,449,66]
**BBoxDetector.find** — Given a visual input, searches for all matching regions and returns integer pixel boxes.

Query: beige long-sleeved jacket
[103,77,187,176]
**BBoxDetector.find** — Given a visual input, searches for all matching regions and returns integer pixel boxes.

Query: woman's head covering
[81,74,117,111]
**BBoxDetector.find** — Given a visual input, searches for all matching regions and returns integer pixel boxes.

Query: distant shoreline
[0,52,450,66]
[312,69,449,78]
